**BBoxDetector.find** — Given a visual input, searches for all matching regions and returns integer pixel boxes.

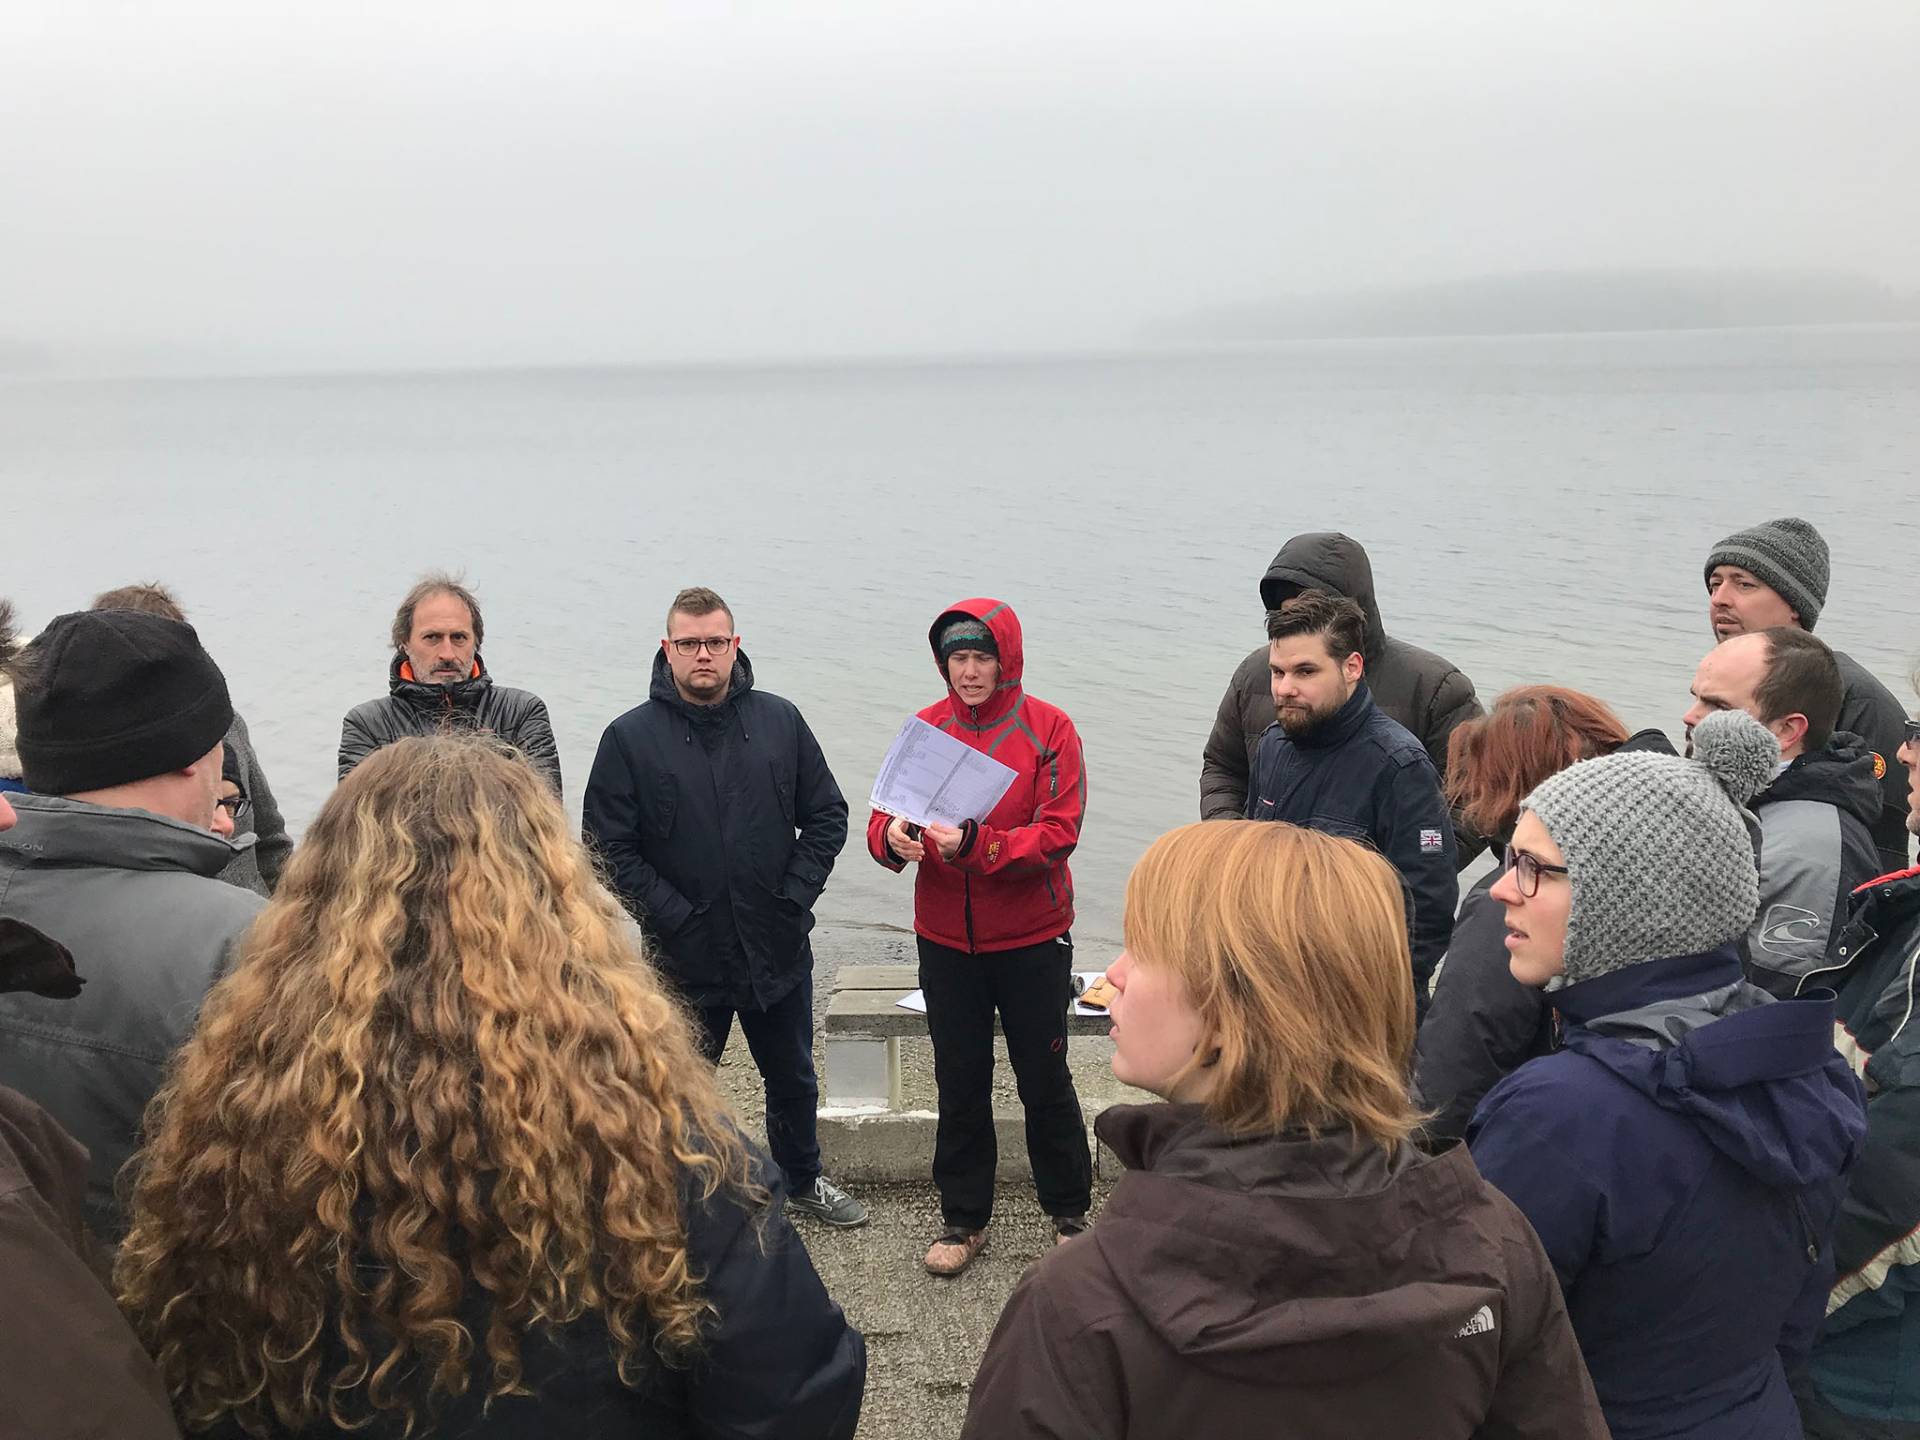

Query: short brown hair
[1446,686,1630,838]
[1265,588,1367,663]
[91,583,187,624]
[1753,627,1842,753]
[1122,821,1420,1150]
[391,573,483,652]
[666,586,733,633]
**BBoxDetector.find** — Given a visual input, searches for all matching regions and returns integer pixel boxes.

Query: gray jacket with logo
[0,795,264,1240]
[1745,734,1883,998]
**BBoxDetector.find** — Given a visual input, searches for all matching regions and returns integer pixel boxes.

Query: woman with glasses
[867,599,1091,1275]
[1414,686,1660,1144]
[962,821,1607,1438]
[118,736,866,1439]
[1466,708,1867,1440]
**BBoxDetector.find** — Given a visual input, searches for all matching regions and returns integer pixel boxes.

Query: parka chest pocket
[646,773,679,841]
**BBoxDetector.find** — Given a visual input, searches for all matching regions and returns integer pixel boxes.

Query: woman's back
[964,1103,1605,1439]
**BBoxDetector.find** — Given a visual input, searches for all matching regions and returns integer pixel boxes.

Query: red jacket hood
[929,599,1024,726]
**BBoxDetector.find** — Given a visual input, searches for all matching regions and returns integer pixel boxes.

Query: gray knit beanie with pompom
[1521,708,1779,985]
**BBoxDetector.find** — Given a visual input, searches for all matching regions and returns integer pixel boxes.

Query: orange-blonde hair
[116,736,760,1436]
[1446,685,1630,838]
[1121,821,1420,1150]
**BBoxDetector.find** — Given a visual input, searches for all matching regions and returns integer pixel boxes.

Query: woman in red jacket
[868,599,1090,1275]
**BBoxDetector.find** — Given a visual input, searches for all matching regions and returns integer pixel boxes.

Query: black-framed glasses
[1903,717,1920,750]
[1503,844,1569,899]
[216,787,251,825]
[669,636,735,656]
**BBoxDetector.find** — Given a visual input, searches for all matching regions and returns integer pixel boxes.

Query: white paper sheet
[869,716,1019,829]
[894,973,1110,1018]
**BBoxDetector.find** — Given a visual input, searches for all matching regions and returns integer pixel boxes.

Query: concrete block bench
[823,963,1113,1112]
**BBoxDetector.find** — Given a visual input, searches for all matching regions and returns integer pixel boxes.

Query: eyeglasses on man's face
[669,636,736,657]
[1902,717,1920,751]
[216,789,251,824]
[1502,844,1569,899]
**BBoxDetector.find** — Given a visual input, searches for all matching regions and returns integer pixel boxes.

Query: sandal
[1053,1215,1089,1246]
[923,1228,988,1276]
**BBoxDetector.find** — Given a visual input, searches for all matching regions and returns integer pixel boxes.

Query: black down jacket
[338,654,562,793]
[582,651,848,1011]
[1201,533,1483,856]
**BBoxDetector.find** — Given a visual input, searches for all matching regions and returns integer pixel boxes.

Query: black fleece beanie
[14,610,233,795]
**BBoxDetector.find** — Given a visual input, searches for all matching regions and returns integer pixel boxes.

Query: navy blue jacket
[1807,863,1920,1425]
[583,652,848,1011]
[1469,947,1868,1440]
[1245,682,1456,1010]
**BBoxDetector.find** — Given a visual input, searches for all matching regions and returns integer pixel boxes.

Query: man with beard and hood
[1469,709,1869,1440]
[1201,532,1482,861]
[0,790,182,1439]
[1245,590,1456,1017]
[338,573,561,793]
[1682,627,1881,997]
[583,587,864,1230]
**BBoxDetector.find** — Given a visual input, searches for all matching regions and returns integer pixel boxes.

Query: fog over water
[6,325,1917,947]
[4,1,1918,373]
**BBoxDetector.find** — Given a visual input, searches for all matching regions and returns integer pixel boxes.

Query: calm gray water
[6,325,1918,950]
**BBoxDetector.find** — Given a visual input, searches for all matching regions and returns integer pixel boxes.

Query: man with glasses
[0,609,263,1240]
[338,572,561,793]
[583,587,866,1228]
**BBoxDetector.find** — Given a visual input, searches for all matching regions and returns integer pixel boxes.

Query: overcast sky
[4,0,1917,370]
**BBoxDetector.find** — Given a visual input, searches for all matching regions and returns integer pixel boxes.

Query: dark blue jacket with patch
[1469,947,1868,1440]
[1244,681,1456,1011]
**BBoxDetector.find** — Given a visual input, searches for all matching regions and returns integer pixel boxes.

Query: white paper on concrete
[896,974,1109,1017]
[869,716,1018,829]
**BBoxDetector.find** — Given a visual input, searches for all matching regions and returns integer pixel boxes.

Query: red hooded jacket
[866,600,1086,953]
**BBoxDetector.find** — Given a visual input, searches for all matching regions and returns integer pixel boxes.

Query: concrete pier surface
[708,923,1133,1439]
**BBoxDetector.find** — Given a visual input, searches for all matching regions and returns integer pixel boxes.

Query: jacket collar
[1095,1101,1421,1198]
[0,792,244,880]
[648,647,755,719]
[388,651,492,712]
[1289,680,1376,751]
[1551,944,1746,1027]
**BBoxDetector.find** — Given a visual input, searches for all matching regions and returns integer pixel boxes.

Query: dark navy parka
[583,651,848,1010]
[1470,947,1867,1440]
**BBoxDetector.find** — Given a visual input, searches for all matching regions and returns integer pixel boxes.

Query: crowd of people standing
[0,509,1915,1439]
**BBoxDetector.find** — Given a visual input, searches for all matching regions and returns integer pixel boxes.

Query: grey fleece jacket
[217,711,291,896]
[0,795,263,1240]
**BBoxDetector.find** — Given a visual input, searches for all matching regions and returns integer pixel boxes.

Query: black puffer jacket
[1201,534,1484,859]
[338,654,562,794]
[582,651,848,1010]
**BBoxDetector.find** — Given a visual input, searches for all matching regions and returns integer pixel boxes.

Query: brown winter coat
[961,1103,1605,1440]
[0,1084,179,1439]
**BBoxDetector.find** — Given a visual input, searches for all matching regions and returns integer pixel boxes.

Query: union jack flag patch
[1419,828,1445,854]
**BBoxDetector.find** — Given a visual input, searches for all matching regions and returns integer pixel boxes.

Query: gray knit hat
[1704,516,1830,631]
[1521,709,1778,985]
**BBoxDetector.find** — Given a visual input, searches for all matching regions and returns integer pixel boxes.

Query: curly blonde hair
[116,736,762,1436]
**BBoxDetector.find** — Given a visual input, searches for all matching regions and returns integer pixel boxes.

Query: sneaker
[787,1174,869,1228]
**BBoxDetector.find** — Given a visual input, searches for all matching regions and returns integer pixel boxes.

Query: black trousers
[918,934,1091,1231]
[690,971,821,1192]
